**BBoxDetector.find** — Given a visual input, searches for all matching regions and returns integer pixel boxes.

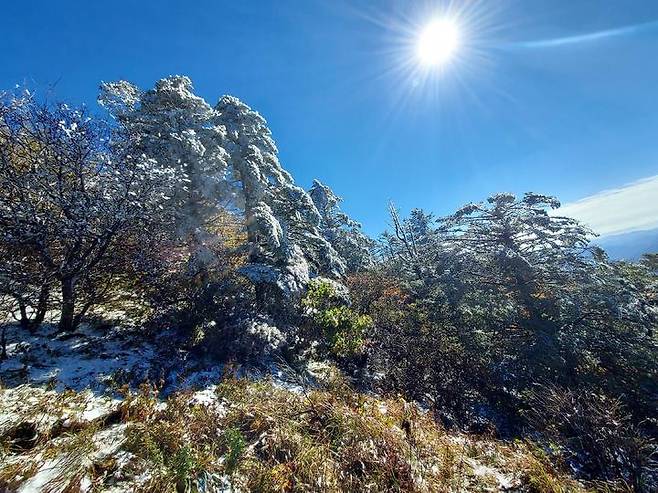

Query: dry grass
[0,375,596,492]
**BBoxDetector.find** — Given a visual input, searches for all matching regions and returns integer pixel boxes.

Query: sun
[416,18,460,67]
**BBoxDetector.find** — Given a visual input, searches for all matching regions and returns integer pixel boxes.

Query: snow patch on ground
[1,322,312,399]
[17,459,62,493]
[189,385,228,416]
[467,458,518,490]
[0,324,156,393]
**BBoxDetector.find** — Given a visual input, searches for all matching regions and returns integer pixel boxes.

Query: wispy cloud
[558,175,658,237]
[502,20,658,49]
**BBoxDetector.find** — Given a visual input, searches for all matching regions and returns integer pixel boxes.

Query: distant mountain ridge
[595,228,658,260]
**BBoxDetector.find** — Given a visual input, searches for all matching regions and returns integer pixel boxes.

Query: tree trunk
[14,284,51,333]
[31,283,50,331]
[243,197,267,310]
[18,300,29,331]
[0,324,7,361]
[59,276,76,333]
[25,283,50,333]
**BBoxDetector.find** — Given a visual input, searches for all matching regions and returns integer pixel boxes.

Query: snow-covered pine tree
[309,179,374,272]
[214,96,345,310]
[101,76,349,316]
[99,76,231,278]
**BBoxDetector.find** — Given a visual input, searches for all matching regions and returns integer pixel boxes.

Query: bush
[526,384,657,491]
[348,273,499,429]
[302,280,371,359]
[223,426,246,474]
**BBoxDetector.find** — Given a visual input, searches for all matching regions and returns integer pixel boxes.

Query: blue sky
[2,0,658,237]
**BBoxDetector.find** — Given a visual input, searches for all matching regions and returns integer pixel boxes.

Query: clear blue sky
[3,0,658,236]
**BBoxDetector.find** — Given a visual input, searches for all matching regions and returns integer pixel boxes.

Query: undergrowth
[0,375,599,492]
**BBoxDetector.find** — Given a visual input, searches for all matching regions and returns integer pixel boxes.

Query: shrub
[223,426,246,474]
[302,280,371,359]
[526,384,657,492]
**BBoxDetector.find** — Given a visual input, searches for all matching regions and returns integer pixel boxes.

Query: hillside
[1,326,586,493]
[1,79,656,492]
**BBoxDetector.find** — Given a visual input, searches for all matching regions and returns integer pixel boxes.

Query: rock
[227,317,287,361]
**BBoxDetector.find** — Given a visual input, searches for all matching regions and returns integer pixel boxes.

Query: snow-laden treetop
[99,76,371,305]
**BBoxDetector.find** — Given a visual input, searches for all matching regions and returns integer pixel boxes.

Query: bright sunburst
[416,18,460,67]
[335,0,502,112]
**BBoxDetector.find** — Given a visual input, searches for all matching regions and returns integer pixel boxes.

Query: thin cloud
[502,19,658,49]
[558,175,658,237]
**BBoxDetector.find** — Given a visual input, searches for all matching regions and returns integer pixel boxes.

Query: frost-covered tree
[99,76,230,245]
[439,193,593,301]
[309,179,374,272]
[100,77,347,315]
[375,192,657,429]
[432,193,597,371]
[214,96,344,309]
[0,93,177,332]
